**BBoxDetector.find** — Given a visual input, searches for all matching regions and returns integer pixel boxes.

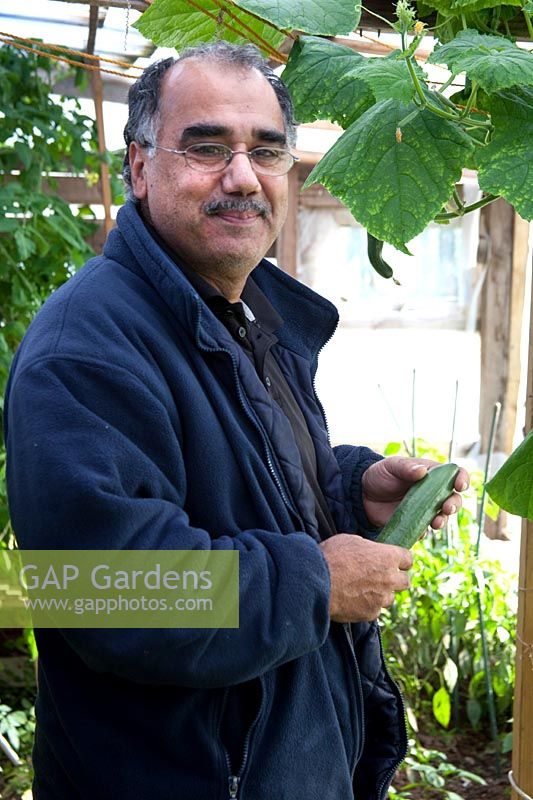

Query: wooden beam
[57,0,148,10]
[511,243,533,800]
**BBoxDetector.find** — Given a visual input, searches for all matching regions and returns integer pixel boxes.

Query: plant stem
[435,193,497,221]
[361,4,397,30]
[460,81,478,118]
[474,401,501,775]
[453,188,465,210]
[411,368,416,459]
[437,74,456,94]
[523,8,533,39]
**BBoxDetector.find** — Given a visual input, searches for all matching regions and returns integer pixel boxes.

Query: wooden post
[91,69,114,237]
[275,166,299,277]
[86,2,113,240]
[511,241,533,800]
[478,201,527,454]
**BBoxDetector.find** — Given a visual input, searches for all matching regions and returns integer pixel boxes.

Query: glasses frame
[147,142,299,176]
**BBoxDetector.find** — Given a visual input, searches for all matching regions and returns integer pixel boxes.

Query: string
[0,36,140,78]
[0,30,143,71]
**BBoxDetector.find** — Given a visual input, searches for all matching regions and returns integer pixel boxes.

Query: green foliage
[390,738,486,798]
[380,474,517,738]
[134,0,285,51]
[486,428,533,518]
[477,86,533,220]
[0,49,97,352]
[0,43,109,532]
[135,0,533,268]
[303,99,474,253]
[235,0,362,35]
[0,698,35,798]
[282,37,374,128]
[428,29,533,90]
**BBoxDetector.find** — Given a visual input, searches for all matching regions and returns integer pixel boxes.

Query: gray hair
[122,41,297,199]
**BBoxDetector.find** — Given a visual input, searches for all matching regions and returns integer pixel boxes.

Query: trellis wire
[509,769,533,800]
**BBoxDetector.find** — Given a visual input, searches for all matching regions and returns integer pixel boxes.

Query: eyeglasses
[148,142,299,176]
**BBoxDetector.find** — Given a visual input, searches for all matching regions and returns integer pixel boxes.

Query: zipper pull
[228,775,240,799]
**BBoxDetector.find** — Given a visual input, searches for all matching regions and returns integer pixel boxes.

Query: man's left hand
[362,456,470,530]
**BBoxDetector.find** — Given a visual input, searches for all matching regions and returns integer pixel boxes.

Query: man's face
[129,60,290,286]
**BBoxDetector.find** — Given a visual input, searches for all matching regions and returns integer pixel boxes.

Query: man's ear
[129,142,149,200]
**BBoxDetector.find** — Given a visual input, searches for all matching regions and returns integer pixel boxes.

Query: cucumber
[376,463,460,548]
[367,232,394,280]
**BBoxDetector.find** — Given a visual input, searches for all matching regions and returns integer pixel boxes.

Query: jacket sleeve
[5,355,331,688]
[332,444,383,538]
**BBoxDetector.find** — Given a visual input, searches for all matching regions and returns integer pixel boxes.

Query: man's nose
[219,151,261,195]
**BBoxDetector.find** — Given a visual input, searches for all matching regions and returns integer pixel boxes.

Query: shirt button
[238,326,247,338]
[265,376,272,388]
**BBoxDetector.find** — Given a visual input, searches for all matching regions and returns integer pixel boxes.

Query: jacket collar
[104,201,338,364]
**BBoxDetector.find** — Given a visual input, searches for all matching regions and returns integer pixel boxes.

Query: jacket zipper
[195,305,304,527]
[343,623,366,776]
[374,622,409,800]
[310,315,339,445]
[217,680,266,800]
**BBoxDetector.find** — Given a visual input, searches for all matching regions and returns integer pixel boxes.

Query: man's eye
[189,144,227,158]
[252,148,281,162]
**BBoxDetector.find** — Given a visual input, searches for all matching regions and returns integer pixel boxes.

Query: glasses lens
[185,143,230,172]
[251,148,293,176]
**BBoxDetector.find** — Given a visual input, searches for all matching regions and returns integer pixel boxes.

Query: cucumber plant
[134,0,533,280]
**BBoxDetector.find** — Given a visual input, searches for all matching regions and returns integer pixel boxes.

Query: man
[4,42,467,799]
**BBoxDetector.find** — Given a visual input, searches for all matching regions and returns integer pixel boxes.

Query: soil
[393,728,512,799]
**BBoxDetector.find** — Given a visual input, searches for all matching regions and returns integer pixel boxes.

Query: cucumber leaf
[343,53,427,103]
[486,429,533,519]
[303,100,474,253]
[282,36,373,128]
[134,0,285,52]
[236,0,361,35]
[477,87,533,221]
[428,29,533,92]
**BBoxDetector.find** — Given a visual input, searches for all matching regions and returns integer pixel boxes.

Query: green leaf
[477,87,533,221]
[134,0,285,53]
[237,0,361,34]
[303,100,474,252]
[344,53,422,103]
[433,685,451,728]
[466,697,482,726]
[428,29,533,92]
[282,37,373,128]
[443,656,458,692]
[486,428,533,518]
[14,229,36,261]
[502,731,513,753]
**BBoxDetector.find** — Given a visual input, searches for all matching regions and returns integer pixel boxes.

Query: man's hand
[362,456,470,530]
[319,534,413,622]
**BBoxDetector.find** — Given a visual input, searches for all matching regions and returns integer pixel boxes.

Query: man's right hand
[319,533,413,623]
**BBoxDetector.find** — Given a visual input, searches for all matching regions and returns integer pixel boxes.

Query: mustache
[203,198,271,217]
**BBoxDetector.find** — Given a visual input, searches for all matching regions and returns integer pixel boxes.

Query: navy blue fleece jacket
[4,201,406,800]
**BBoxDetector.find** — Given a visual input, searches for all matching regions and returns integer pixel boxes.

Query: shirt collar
[144,218,283,334]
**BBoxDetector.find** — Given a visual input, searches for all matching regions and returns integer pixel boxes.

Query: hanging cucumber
[367,232,396,281]
[376,463,460,548]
